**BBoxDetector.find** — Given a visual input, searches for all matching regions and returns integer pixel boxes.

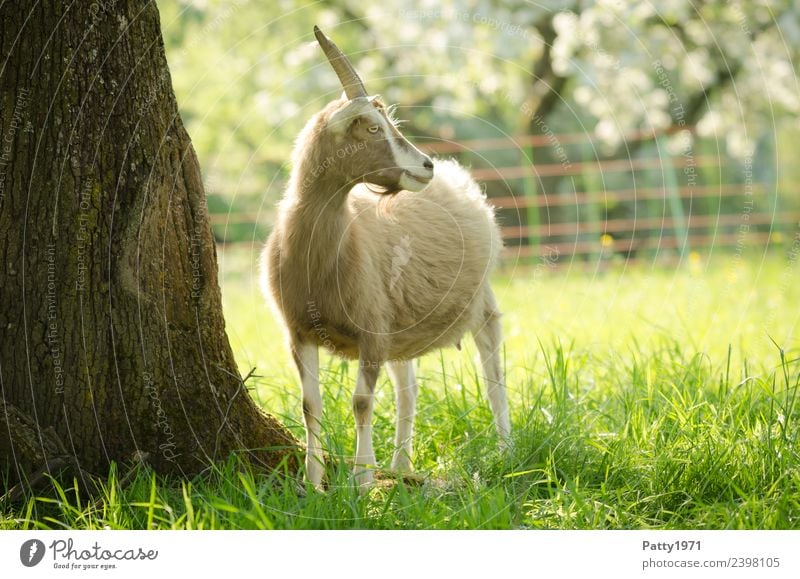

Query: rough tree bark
[0,1,297,490]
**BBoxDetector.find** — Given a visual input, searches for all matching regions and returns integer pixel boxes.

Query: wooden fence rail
[212,125,793,267]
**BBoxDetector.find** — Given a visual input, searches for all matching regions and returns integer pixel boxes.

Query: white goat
[261,26,509,489]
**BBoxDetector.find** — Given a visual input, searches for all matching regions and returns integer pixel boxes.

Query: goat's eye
[367,125,380,134]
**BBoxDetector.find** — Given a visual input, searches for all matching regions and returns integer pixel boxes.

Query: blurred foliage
[157,0,800,242]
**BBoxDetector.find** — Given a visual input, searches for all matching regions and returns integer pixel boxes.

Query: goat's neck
[285,161,357,275]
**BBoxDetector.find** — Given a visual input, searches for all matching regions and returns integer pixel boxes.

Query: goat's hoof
[303,470,326,493]
[303,480,326,493]
[390,458,413,473]
[353,468,374,492]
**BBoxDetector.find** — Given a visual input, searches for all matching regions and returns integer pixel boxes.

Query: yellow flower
[688,250,702,274]
[600,233,614,248]
[771,231,784,244]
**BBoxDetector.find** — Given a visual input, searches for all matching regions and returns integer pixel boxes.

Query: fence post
[580,140,603,263]
[523,145,540,259]
[657,134,691,259]
[761,130,780,245]
[698,135,721,240]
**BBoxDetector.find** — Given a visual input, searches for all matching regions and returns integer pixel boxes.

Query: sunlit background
[158,0,800,373]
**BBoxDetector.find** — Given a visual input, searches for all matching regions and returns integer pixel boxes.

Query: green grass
[3,251,800,529]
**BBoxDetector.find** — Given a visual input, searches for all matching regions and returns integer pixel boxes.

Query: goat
[261,26,510,489]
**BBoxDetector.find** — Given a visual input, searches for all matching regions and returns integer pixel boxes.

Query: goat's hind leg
[292,342,324,489]
[472,290,511,443]
[387,359,418,472]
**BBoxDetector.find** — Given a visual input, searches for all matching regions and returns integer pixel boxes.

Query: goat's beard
[361,180,401,218]
[362,179,401,197]
[361,179,401,217]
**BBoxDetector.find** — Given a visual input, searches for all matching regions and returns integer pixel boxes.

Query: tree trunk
[525,18,573,252]
[0,0,297,488]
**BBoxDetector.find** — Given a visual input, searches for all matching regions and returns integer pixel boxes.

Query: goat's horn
[313,25,368,100]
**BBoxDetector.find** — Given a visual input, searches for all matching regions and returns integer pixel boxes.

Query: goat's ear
[327,96,378,135]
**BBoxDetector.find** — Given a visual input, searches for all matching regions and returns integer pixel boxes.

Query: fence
[211,125,797,268]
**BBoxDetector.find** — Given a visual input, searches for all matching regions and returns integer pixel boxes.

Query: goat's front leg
[292,342,324,489]
[353,355,381,489]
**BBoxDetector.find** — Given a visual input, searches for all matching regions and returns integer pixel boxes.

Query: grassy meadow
[4,249,800,529]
